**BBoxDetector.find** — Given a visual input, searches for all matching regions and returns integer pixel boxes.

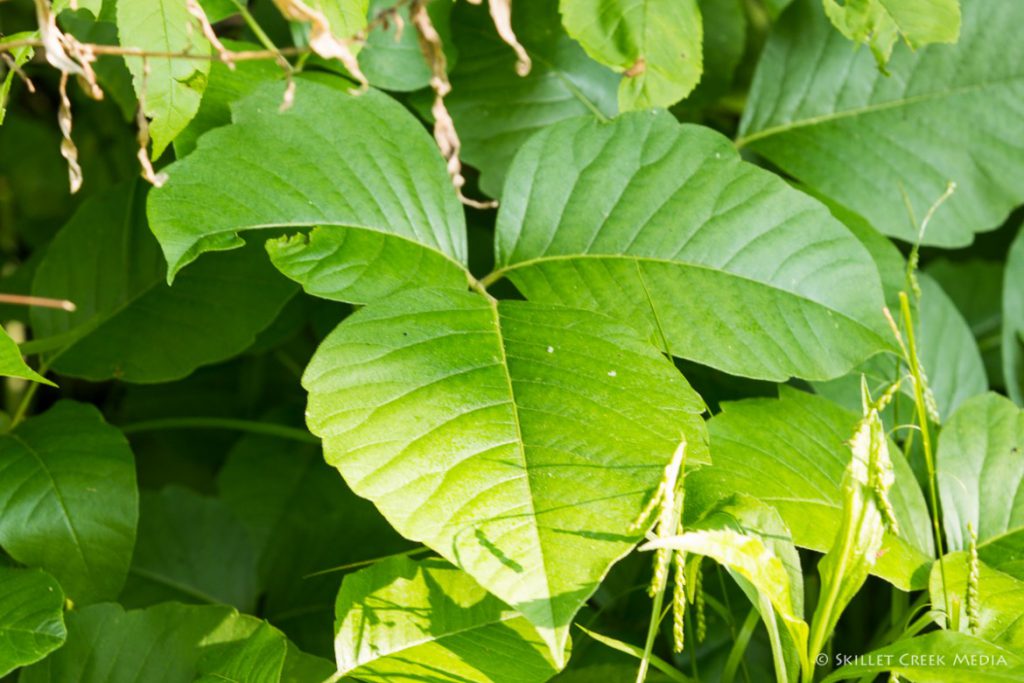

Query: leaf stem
[636,583,668,683]
[118,417,318,443]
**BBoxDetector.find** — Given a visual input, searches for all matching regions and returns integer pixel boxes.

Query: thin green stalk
[8,357,51,430]
[722,607,760,683]
[119,417,318,443]
[303,546,432,578]
[636,583,669,683]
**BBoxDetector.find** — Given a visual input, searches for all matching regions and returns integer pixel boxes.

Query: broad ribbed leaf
[117,0,210,157]
[0,326,51,385]
[194,622,287,683]
[0,567,66,677]
[444,0,618,197]
[938,393,1024,578]
[0,401,137,604]
[19,602,308,683]
[820,631,1024,682]
[31,184,296,383]
[493,111,890,382]
[1005,226,1024,406]
[147,77,468,304]
[688,388,933,589]
[559,0,702,110]
[120,486,259,611]
[336,556,563,681]
[359,0,453,92]
[739,0,1024,247]
[930,552,1024,649]
[303,288,709,659]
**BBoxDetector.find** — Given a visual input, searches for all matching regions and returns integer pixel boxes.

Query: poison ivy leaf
[0,567,66,677]
[19,602,308,683]
[0,325,52,386]
[559,0,703,110]
[117,0,211,158]
[1004,226,1024,405]
[443,0,618,197]
[336,556,564,681]
[148,77,468,304]
[930,552,1024,649]
[174,39,283,157]
[304,288,709,660]
[739,0,1024,247]
[493,111,891,382]
[0,401,137,605]
[687,387,933,589]
[359,0,453,92]
[217,429,411,656]
[30,183,297,383]
[820,631,1024,682]
[822,0,960,67]
[120,486,259,612]
[937,393,1024,577]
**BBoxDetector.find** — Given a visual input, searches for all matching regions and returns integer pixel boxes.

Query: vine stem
[0,37,308,61]
[118,417,318,444]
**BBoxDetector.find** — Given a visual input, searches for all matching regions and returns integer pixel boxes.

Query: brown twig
[0,293,76,311]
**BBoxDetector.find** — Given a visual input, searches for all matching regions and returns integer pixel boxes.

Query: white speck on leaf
[608,370,617,377]
[547,346,554,353]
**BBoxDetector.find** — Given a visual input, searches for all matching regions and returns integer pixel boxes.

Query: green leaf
[493,111,891,382]
[0,567,66,677]
[559,0,703,110]
[738,0,1024,247]
[0,401,137,605]
[116,0,211,158]
[937,393,1024,577]
[30,183,297,383]
[930,552,1024,649]
[822,0,960,68]
[147,77,468,303]
[1004,226,1024,406]
[0,325,52,386]
[443,0,618,197]
[20,602,308,683]
[359,0,453,92]
[0,32,34,126]
[336,556,565,681]
[120,486,259,612]
[304,288,709,660]
[688,388,934,589]
[820,630,1024,682]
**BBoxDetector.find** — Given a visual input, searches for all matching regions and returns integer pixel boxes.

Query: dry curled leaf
[57,72,83,194]
[186,0,235,69]
[134,60,168,188]
[486,0,530,76]
[272,0,367,90]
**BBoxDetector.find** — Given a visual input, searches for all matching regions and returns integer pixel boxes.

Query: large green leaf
[30,183,296,383]
[1004,226,1024,405]
[0,567,66,677]
[930,552,1024,649]
[688,387,933,589]
[116,0,210,157]
[147,77,468,304]
[0,401,137,604]
[0,325,52,386]
[937,393,1024,577]
[739,0,1024,247]
[492,111,891,382]
[358,0,453,92]
[336,556,564,681]
[444,0,618,197]
[820,630,1024,682]
[558,0,702,110]
[120,486,259,612]
[19,602,319,683]
[303,288,709,660]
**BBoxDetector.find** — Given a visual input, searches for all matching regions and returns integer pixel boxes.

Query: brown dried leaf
[272,0,367,90]
[57,73,83,194]
[187,0,235,69]
[487,0,531,76]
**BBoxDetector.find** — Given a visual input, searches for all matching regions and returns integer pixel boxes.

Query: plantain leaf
[492,111,891,382]
[930,552,1024,649]
[0,401,137,605]
[148,77,467,304]
[739,0,1024,247]
[116,0,210,157]
[30,183,296,383]
[938,393,1024,578]
[336,556,564,682]
[688,387,934,589]
[304,287,709,661]
[1004,226,1024,406]
[558,0,703,110]
[444,0,618,197]
[0,567,66,677]
[0,325,52,386]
